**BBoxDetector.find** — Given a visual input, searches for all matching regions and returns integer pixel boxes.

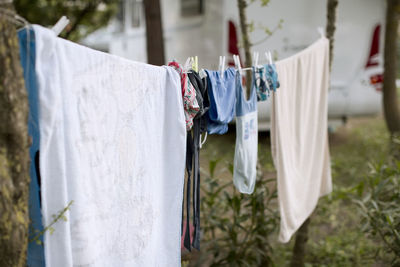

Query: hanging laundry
[271,37,332,243]
[169,61,200,131]
[204,68,236,134]
[264,63,280,93]
[32,25,186,266]
[18,27,45,267]
[254,67,269,101]
[182,69,209,251]
[255,63,280,102]
[233,68,258,194]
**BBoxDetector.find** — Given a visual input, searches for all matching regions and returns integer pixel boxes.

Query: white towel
[33,25,186,266]
[271,38,332,243]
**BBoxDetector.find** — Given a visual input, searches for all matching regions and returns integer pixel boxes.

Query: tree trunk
[326,0,339,69]
[237,0,252,97]
[0,3,30,267]
[290,218,310,267]
[143,0,165,65]
[383,0,400,138]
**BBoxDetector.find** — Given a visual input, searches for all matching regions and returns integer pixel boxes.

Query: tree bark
[383,0,400,138]
[0,3,30,267]
[237,0,252,97]
[325,0,338,70]
[143,0,165,65]
[290,218,310,267]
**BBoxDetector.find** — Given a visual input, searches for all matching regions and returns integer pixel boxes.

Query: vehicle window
[181,0,203,16]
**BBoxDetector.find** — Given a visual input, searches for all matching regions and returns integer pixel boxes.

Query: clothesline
[1,9,276,76]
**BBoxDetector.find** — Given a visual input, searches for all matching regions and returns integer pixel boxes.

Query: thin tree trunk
[143,0,165,65]
[0,3,30,266]
[290,218,310,267]
[290,1,339,266]
[383,0,400,138]
[237,0,252,97]
[326,0,338,70]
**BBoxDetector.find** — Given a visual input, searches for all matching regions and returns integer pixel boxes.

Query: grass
[197,115,394,266]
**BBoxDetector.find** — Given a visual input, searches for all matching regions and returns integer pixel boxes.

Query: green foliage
[303,191,381,267]
[249,19,284,46]
[29,200,73,245]
[302,119,396,266]
[353,162,400,265]
[14,0,119,41]
[195,159,279,266]
[248,0,270,7]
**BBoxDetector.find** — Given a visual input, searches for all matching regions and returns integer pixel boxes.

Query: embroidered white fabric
[271,38,332,243]
[33,25,186,266]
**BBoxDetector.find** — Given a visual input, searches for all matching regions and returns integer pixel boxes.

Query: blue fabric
[235,70,257,117]
[264,63,280,92]
[18,27,45,267]
[205,68,236,134]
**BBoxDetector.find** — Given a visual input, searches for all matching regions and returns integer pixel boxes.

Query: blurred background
[14,0,388,130]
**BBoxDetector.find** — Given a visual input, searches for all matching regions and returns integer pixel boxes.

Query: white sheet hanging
[33,25,186,266]
[271,37,332,243]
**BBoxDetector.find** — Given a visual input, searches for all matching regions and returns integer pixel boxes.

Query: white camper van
[82,0,385,129]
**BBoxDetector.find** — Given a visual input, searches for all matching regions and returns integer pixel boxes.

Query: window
[117,0,143,30]
[181,0,203,16]
[130,0,142,28]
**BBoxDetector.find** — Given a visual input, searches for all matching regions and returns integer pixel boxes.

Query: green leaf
[49,227,55,235]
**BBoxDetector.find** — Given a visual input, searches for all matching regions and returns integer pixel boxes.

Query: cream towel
[271,38,332,243]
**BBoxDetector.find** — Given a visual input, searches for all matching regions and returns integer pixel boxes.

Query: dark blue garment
[205,68,236,134]
[18,27,45,267]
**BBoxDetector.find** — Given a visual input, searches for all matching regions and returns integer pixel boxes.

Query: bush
[354,161,400,265]
[195,159,279,267]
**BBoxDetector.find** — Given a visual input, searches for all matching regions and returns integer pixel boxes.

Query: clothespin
[265,51,273,64]
[191,56,198,72]
[233,55,237,71]
[219,56,226,78]
[317,26,325,38]
[52,16,69,36]
[253,52,259,68]
[199,69,207,79]
[234,55,242,74]
[184,57,192,72]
